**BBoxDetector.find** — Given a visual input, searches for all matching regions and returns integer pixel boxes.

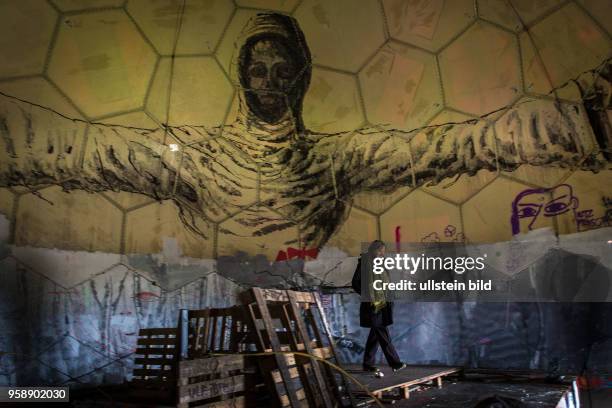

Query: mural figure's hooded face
[235,13,311,133]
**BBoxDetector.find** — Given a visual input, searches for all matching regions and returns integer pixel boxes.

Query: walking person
[351,240,406,372]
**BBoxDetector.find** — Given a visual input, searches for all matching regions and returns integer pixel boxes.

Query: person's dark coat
[351,256,394,328]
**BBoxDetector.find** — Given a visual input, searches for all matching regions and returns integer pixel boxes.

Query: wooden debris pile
[131,288,350,407]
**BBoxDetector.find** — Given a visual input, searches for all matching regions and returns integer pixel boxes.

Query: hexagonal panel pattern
[48,10,157,118]
[439,22,521,116]
[0,77,82,118]
[11,245,121,289]
[146,56,233,126]
[352,186,412,215]
[294,0,386,71]
[15,187,123,253]
[217,206,299,259]
[125,200,214,259]
[462,177,556,243]
[502,164,571,189]
[578,0,612,36]
[426,108,476,126]
[477,0,522,32]
[0,0,609,262]
[510,0,565,26]
[382,0,475,52]
[215,8,260,77]
[97,110,159,129]
[326,205,378,255]
[67,264,159,355]
[380,190,462,245]
[424,169,498,205]
[0,0,56,78]
[145,57,172,124]
[359,41,441,131]
[102,190,154,211]
[303,67,364,133]
[521,3,610,97]
[127,0,234,55]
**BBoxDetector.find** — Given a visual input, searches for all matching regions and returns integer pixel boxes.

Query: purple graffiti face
[545,184,579,216]
[510,184,579,235]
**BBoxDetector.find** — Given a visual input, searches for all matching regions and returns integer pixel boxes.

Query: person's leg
[362,328,380,368]
[374,326,402,368]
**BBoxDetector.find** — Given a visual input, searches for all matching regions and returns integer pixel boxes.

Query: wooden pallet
[132,327,180,388]
[344,365,461,400]
[130,294,355,407]
[241,288,350,408]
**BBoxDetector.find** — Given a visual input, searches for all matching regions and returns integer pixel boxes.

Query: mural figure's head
[510,184,579,235]
[236,13,311,129]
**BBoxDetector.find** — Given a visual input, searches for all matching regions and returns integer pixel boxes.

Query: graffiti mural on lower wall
[1,216,611,386]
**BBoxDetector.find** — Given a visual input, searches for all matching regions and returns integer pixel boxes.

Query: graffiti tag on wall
[510,184,611,235]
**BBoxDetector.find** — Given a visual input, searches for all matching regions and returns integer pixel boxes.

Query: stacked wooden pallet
[241,288,350,407]
[130,288,348,407]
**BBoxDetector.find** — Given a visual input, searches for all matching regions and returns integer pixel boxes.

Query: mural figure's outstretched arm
[0,93,263,237]
[334,95,605,196]
[0,94,207,214]
[0,95,166,194]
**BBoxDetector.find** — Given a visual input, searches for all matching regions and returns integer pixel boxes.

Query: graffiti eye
[517,205,539,218]
[545,202,568,215]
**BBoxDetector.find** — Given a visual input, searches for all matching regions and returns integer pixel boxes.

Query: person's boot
[392,363,407,373]
[362,364,380,372]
